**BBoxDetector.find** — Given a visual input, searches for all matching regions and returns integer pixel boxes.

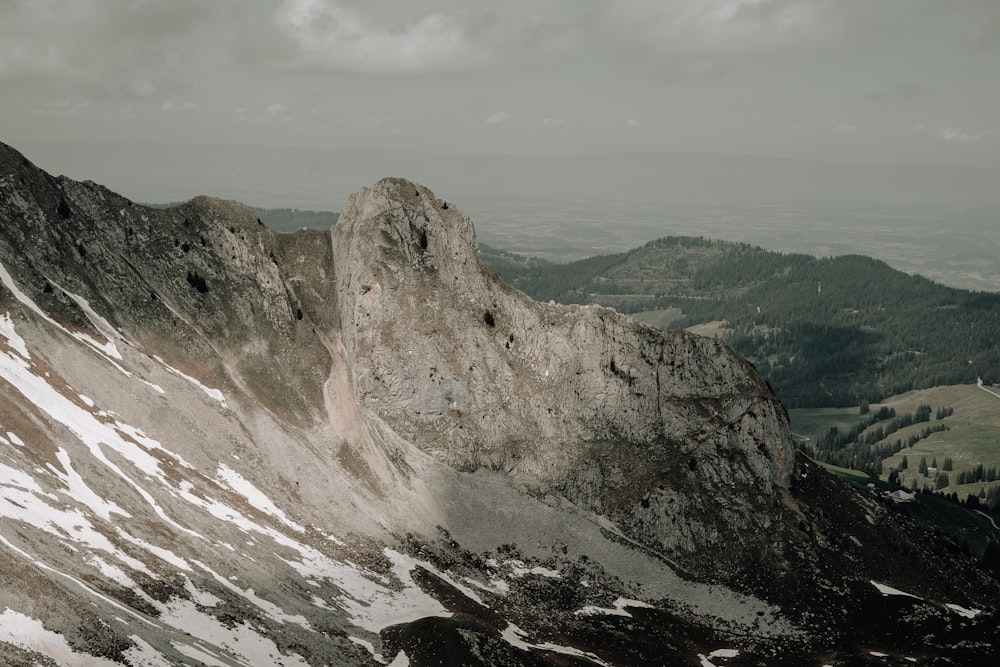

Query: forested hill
[480,238,1000,408]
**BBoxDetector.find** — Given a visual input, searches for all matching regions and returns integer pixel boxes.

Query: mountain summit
[0,141,997,665]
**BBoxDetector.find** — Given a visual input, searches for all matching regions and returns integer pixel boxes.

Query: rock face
[1,141,999,666]
[0,146,335,425]
[334,178,794,564]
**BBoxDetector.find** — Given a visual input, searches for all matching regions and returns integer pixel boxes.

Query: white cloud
[359,116,390,129]
[270,0,495,73]
[123,80,158,99]
[162,101,197,113]
[541,117,565,126]
[486,112,510,125]
[908,123,927,134]
[941,127,1000,143]
[265,103,288,117]
[627,118,639,127]
[597,0,832,58]
[0,0,213,87]
[266,0,580,74]
[31,99,95,118]
[235,103,293,124]
[836,123,859,133]
[866,82,925,102]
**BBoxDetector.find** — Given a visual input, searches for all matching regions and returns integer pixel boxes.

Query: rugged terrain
[1,141,998,665]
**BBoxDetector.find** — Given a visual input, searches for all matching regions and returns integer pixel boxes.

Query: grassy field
[791,383,1000,498]
[788,406,866,445]
[815,460,877,487]
[798,387,1000,558]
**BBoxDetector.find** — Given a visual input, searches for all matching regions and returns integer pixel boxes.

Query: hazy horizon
[4,1,999,290]
[12,139,999,294]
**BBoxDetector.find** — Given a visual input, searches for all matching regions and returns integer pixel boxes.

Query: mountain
[482,238,1000,408]
[1,141,998,665]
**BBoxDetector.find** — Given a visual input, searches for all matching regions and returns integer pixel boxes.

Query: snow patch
[170,641,232,667]
[124,635,172,667]
[193,559,311,628]
[59,288,127,359]
[0,608,123,666]
[183,575,222,607]
[711,648,739,658]
[575,597,653,618]
[156,597,309,666]
[0,535,155,626]
[140,378,166,394]
[117,529,191,572]
[388,650,410,666]
[0,262,130,372]
[871,581,920,599]
[284,546,451,632]
[216,463,306,533]
[153,355,226,404]
[501,622,610,666]
[51,447,130,520]
[0,312,29,359]
[0,341,204,539]
[0,262,59,328]
[0,463,151,576]
[945,603,981,619]
[88,555,142,590]
[349,636,388,663]
[504,559,561,578]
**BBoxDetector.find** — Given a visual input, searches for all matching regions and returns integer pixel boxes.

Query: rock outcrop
[334,177,794,564]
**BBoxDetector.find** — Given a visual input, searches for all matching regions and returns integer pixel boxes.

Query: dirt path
[976,377,1000,400]
[975,510,999,531]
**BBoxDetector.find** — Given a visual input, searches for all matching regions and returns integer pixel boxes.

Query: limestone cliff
[334,177,794,563]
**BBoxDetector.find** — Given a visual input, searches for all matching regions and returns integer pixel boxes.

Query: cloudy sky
[1,0,999,167]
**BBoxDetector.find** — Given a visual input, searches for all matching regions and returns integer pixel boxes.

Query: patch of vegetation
[793,384,1000,545]
[806,404,950,476]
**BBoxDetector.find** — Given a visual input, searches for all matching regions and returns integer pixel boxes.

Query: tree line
[807,404,948,476]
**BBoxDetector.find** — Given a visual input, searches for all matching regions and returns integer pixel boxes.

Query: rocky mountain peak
[333,176,798,566]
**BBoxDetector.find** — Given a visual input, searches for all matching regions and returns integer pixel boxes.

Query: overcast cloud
[0,0,997,166]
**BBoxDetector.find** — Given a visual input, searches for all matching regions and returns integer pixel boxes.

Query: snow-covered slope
[1,141,998,665]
